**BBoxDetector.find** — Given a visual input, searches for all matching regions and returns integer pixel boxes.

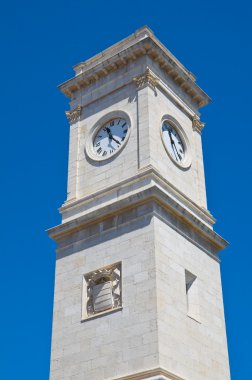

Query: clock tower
[48,27,231,380]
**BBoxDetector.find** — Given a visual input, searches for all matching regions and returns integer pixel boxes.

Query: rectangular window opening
[185,270,200,322]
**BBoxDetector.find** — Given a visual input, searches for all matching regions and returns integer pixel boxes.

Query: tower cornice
[47,188,227,262]
[58,26,211,109]
[47,168,228,260]
[59,166,215,226]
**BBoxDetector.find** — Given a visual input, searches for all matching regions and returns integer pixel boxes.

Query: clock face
[161,121,185,163]
[93,118,129,159]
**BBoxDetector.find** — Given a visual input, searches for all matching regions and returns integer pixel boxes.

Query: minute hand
[168,131,178,161]
[172,142,182,160]
[111,136,121,145]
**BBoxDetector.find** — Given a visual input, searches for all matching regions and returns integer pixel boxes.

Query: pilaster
[192,116,207,208]
[134,68,158,170]
[64,105,82,203]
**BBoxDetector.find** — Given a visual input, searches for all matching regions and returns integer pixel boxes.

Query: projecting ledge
[47,185,228,260]
[112,367,187,380]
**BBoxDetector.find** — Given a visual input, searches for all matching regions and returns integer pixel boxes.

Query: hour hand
[104,127,113,139]
[104,127,111,134]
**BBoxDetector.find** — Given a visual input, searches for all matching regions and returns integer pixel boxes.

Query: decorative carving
[84,263,121,316]
[65,105,82,124]
[133,67,158,92]
[192,116,205,134]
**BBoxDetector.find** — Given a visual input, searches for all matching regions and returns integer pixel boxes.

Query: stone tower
[48,27,231,380]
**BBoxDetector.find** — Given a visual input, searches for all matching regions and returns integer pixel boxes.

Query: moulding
[84,110,132,162]
[112,367,186,380]
[81,306,123,322]
[67,68,198,124]
[60,165,215,227]
[58,27,211,109]
[160,115,192,169]
[48,186,228,258]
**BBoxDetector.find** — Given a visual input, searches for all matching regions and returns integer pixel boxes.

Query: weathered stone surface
[49,27,230,380]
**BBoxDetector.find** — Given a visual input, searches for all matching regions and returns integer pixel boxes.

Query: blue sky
[0,0,251,379]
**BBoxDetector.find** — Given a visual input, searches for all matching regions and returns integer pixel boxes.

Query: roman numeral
[95,142,100,147]
[110,149,114,154]
[102,151,107,156]
[121,122,126,128]
[121,137,125,141]
[97,147,102,154]
[123,130,127,134]
[117,119,121,125]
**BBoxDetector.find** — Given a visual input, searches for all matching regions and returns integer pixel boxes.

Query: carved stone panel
[92,281,113,312]
[84,262,121,317]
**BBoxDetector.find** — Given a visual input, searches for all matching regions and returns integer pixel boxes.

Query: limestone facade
[64,55,208,212]
[48,27,230,380]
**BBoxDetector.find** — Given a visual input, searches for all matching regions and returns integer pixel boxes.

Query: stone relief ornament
[84,262,121,316]
[192,116,205,134]
[133,67,158,92]
[65,105,82,124]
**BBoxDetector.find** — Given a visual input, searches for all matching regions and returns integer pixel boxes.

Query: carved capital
[192,116,205,134]
[133,67,158,92]
[65,105,82,124]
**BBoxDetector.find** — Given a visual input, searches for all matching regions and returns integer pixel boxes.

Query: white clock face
[93,118,129,158]
[161,121,185,163]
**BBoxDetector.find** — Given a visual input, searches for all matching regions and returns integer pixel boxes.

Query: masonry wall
[145,79,207,209]
[66,58,146,203]
[52,30,229,380]
[76,83,138,199]
[50,205,230,380]
[66,56,207,212]
[154,216,230,380]
[50,215,159,380]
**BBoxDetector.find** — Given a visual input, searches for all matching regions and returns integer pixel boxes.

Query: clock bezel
[85,111,132,162]
[160,115,192,169]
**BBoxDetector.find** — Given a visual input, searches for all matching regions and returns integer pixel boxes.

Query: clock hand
[103,127,121,146]
[104,127,120,144]
[171,143,178,161]
[104,127,113,140]
[168,130,175,146]
[173,142,182,160]
[168,130,178,160]
[111,136,121,145]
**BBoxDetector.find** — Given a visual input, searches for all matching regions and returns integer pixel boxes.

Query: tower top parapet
[59,26,211,108]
